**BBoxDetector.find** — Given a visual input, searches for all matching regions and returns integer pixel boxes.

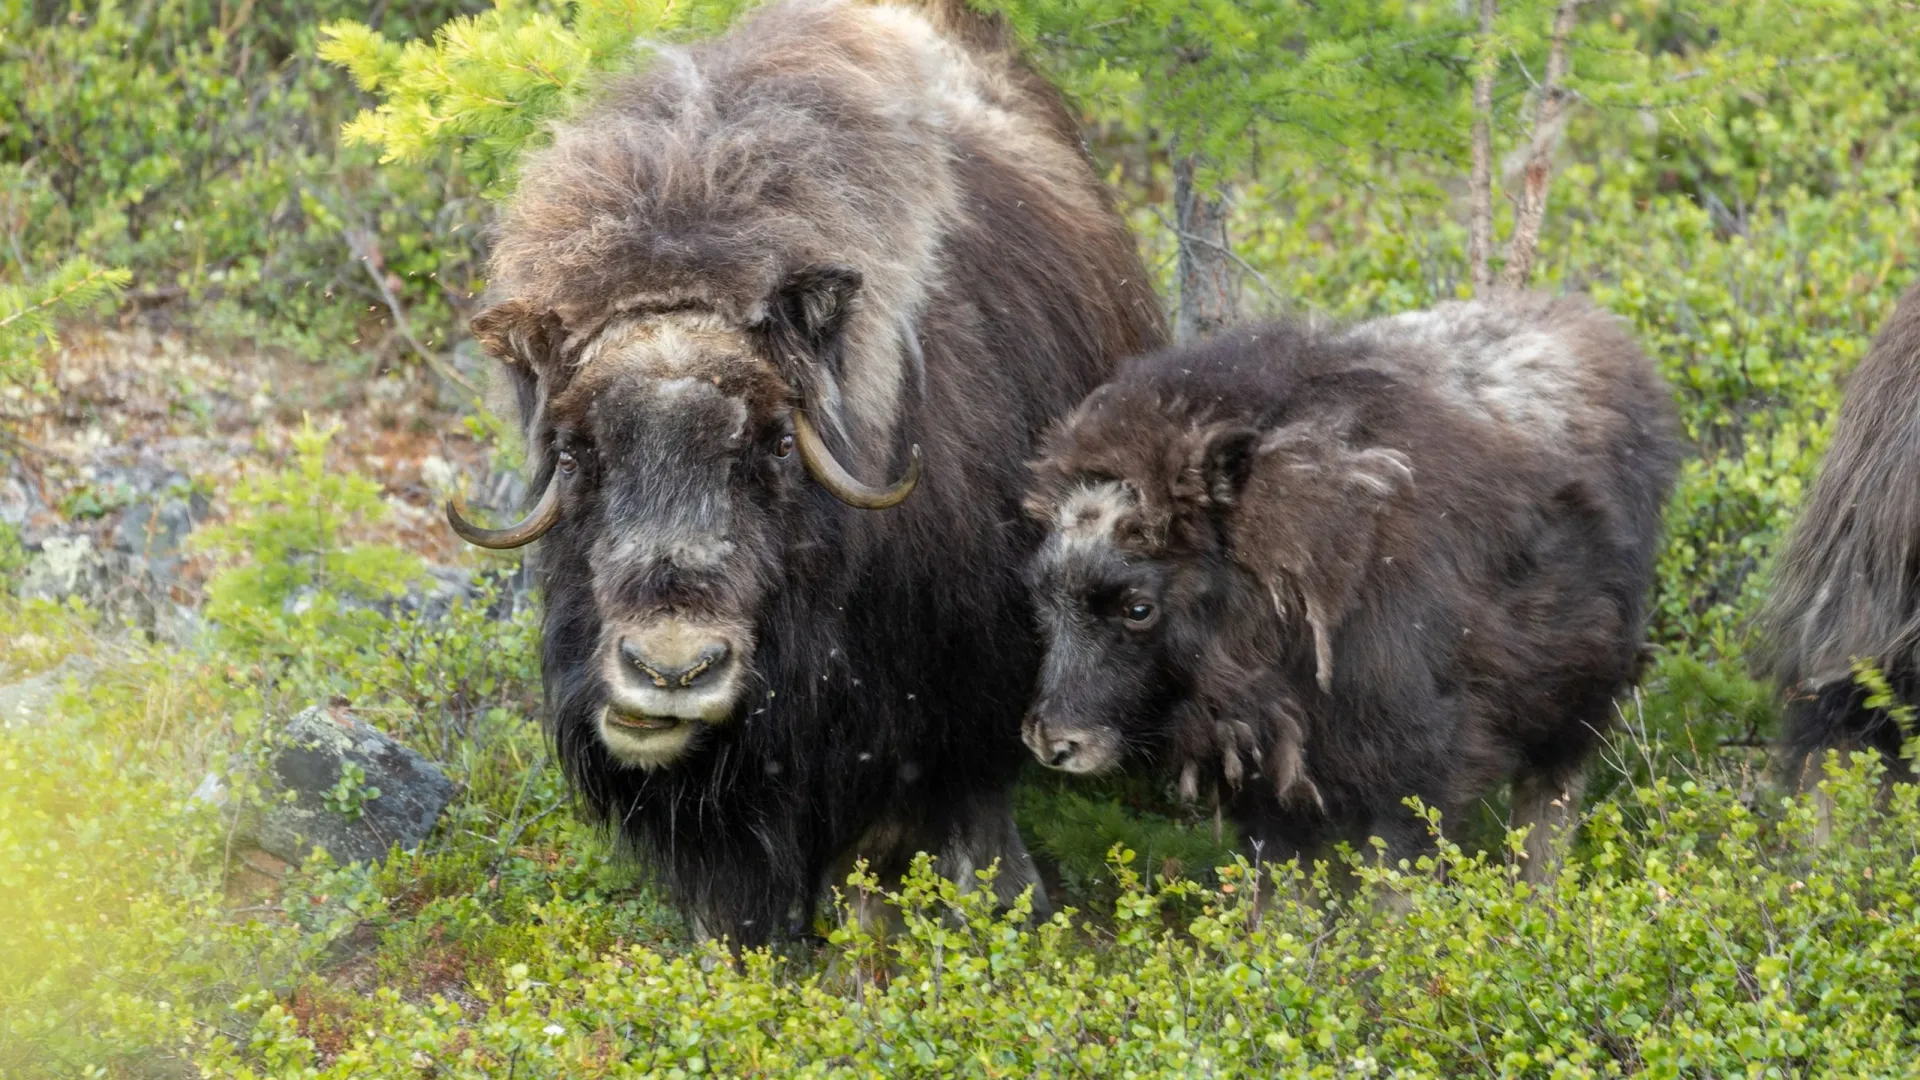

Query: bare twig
[1468,0,1499,291]
[341,227,481,399]
[1502,0,1589,289]
[1151,207,1284,308]
[0,426,73,464]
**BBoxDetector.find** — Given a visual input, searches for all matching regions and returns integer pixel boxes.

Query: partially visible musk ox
[1758,279,1920,786]
[447,0,1164,943]
[1022,294,1680,876]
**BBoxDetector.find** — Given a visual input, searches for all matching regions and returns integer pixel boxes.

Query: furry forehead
[548,312,791,417]
[1052,480,1139,540]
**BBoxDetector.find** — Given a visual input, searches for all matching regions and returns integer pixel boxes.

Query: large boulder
[256,705,455,866]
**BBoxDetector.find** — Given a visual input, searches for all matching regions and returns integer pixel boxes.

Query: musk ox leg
[1783,676,1919,846]
[1784,680,1917,785]
[821,790,1052,937]
[1795,746,1868,849]
[820,814,918,938]
[1512,768,1586,885]
[940,787,1053,921]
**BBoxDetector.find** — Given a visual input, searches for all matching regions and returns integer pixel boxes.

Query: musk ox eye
[1124,601,1158,627]
[774,433,795,459]
[557,449,579,475]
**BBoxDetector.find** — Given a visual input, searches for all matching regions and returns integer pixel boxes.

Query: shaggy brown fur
[468,0,1164,945]
[1758,278,1920,784]
[1023,293,1679,876]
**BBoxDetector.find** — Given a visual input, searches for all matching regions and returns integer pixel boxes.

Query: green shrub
[145,760,1920,1078]
[11,0,1920,1074]
[1,0,485,360]
[320,0,759,195]
[195,416,426,656]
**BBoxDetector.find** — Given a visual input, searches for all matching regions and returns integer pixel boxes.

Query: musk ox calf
[447,0,1163,943]
[1022,294,1680,876]
[1759,279,1920,787]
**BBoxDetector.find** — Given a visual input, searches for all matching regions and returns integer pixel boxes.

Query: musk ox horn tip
[793,409,923,510]
[445,474,561,549]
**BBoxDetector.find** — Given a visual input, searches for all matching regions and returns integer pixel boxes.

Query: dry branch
[343,227,480,399]
[1468,0,1498,291]
[1502,0,1588,289]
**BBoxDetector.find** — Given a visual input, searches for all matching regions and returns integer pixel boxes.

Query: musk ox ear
[762,263,863,429]
[1228,424,1414,692]
[470,299,567,367]
[470,299,568,446]
[1173,423,1261,511]
[767,263,862,361]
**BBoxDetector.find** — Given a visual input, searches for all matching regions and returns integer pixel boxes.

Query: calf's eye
[1124,601,1157,626]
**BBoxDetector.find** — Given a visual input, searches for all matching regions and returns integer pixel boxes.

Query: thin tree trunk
[1173,154,1240,345]
[1468,0,1498,291]
[1502,0,1587,289]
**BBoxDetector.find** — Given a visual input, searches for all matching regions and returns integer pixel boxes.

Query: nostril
[1047,738,1081,767]
[680,642,730,688]
[617,636,730,690]
[618,636,666,688]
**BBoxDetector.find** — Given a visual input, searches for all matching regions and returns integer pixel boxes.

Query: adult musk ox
[1759,279,1920,786]
[1021,294,1679,877]
[447,0,1164,943]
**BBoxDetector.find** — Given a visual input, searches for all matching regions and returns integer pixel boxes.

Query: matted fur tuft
[1024,292,1680,874]
[488,0,1141,447]
[1757,279,1920,781]
[478,0,1164,945]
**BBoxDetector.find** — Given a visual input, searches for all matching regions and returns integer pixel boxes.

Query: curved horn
[792,409,922,510]
[445,473,561,549]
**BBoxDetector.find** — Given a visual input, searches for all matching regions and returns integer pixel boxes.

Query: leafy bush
[1,0,485,360]
[151,760,1918,1078]
[15,576,1910,1079]
[196,416,426,655]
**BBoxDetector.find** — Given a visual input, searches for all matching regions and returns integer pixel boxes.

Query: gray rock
[190,770,229,807]
[19,534,110,602]
[477,465,528,517]
[113,495,197,561]
[279,563,530,625]
[0,467,43,531]
[18,531,199,643]
[256,705,456,866]
[434,338,491,413]
[0,654,101,729]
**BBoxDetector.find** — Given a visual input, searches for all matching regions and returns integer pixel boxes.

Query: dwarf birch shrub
[158,760,1920,1078]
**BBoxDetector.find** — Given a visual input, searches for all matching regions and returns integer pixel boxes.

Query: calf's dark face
[1023,481,1247,774]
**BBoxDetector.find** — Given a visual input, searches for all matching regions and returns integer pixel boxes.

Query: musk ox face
[450,265,922,770]
[1022,478,1269,776]
[553,315,792,768]
[1023,396,1408,798]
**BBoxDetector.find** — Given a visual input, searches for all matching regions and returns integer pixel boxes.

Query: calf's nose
[620,635,730,690]
[1046,736,1083,768]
